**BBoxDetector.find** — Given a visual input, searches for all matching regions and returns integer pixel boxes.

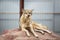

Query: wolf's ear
[30,9,33,12]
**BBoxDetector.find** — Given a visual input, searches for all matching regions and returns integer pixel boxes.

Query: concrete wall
[0,0,19,13]
[24,0,53,13]
[55,0,60,13]
[0,0,19,34]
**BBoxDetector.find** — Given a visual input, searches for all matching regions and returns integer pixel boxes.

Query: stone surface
[0,28,60,40]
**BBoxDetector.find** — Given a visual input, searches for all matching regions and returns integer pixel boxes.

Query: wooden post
[19,0,24,30]
[20,0,24,17]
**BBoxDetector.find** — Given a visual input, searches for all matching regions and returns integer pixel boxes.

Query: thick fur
[20,9,38,37]
[20,9,51,37]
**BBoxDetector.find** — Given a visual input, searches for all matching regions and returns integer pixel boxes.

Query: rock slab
[0,28,60,40]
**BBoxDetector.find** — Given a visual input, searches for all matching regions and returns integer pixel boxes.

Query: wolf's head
[22,9,33,18]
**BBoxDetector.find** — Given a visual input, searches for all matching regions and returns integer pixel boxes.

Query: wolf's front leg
[22,28,30,37]
[21,25,30,37]
[30,24,38,37]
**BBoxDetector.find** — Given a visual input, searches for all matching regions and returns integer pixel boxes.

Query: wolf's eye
[29,13,31,14]
[25,13,27,14]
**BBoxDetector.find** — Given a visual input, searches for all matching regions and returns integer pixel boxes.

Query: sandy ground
[0,28,60,40]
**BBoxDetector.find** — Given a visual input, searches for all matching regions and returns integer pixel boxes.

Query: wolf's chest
[23,18,30,23]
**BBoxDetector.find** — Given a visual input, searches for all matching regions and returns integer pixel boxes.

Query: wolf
[20,9,38,37]
[20,9,52,37]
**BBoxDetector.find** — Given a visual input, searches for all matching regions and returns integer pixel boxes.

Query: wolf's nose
[28,15,30,17]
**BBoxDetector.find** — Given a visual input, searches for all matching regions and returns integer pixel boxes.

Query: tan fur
[20,9,51,37]
[20,9,38,37]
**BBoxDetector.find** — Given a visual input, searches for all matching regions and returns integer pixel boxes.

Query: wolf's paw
[27,34,30,37]
[48,32,52,34]
[41,32,45,35]
[46,30,52,34]
[35,35,38,38]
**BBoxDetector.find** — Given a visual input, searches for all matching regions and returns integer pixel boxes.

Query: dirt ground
[0,28,60,40]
